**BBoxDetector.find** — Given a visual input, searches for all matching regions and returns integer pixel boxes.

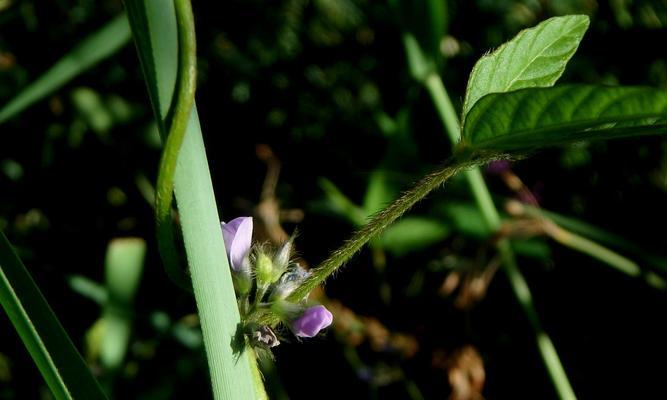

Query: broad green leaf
[0,231,106,400]
[124,1,262,398]
[379,217,450,256]
[0,15,131,125]
[462,84,667,151]
[462,15,589,118]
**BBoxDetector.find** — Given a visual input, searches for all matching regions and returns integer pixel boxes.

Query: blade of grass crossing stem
[0,14,131,124]
[409,38,577,399]
[0,231,106,399]
[123,1,264,398]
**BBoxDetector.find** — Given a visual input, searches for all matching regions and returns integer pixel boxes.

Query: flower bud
[290,305,333,338]
[255,250,275,287]
[272,238,293,278]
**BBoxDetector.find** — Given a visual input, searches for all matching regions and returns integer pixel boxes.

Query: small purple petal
[221,217,253,271]
[291,305,333,338]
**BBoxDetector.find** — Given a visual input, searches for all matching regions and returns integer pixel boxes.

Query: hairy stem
[154,0,196,290]
[288,155,481,302]
[423,72,577,400]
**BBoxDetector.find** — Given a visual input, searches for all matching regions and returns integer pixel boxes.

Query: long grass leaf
[123,1,262,398]
[0,14,131,124]
[0,231,106,400]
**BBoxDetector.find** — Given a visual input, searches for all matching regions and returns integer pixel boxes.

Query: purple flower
[291,305,333,338]
[221,217,253,271]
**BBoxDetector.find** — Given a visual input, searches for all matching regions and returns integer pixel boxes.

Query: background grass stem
[423,72,577,400]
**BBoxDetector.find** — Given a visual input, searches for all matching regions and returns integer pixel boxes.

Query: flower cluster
[221,216,333,349]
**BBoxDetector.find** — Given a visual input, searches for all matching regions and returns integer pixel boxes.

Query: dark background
[2,0,667,398]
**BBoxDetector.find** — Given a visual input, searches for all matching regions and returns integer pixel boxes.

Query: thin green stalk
[541,221,666,288]
[497,241,576,399]
[423,73,577,400]
[526,205,667,275]
[154,0,196,290]
[288,155,481,302]
[550,224,639,276]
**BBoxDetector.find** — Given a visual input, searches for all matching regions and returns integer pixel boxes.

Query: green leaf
[123,1,263,398]
[462,84,667,151]
[512,239,552,260]
[438,202,490,239]
[379,217,450,256]
[0,231,106,400]
[0,14,131,125]
[68,275,107,304]
[99,238,146,370]
[462,15,589,118]
[318,177,366,227]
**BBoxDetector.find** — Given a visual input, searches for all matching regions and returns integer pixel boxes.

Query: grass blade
[0,231,106,400]
[123,0,263,398]
[0,14,131,124]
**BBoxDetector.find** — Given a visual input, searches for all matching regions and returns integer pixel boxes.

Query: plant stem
[538,217,666,288]
[423,73,577,400]
[288,155,481,302]
[546,222,639,276]
[125,0,264,397]
[154,0,196,290]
